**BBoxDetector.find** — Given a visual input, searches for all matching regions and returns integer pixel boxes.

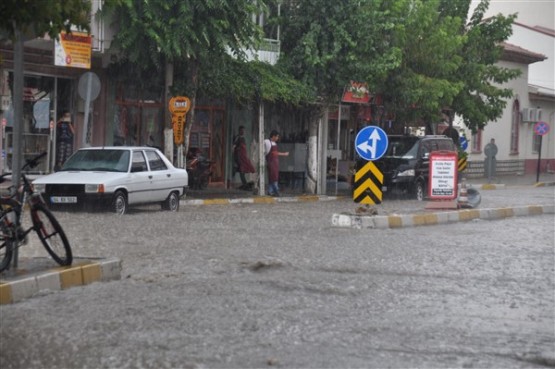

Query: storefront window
[1,73,73,173]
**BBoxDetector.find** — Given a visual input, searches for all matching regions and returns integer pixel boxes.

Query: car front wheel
[112,190,128,215]
[415,181,426,201]
[162,191,180,211]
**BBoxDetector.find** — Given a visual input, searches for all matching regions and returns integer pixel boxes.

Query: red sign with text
[428,151,458,200]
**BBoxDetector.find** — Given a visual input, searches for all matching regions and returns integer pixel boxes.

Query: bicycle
[0,152,72,273]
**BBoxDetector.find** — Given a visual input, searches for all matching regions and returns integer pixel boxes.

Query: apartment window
[533,133,541,153]
[510,100,520,154]
[471,130,482,153]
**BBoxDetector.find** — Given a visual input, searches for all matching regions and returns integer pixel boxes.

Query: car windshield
[61,149,130,172]
[384,137,420,159]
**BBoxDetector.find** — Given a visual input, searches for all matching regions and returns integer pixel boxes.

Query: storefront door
[189,106,226,184]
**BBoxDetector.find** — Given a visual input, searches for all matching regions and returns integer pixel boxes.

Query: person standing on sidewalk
[232,126,255,190]
[55,111,75,171]
[264,130,289,197]
[484,138,498,183]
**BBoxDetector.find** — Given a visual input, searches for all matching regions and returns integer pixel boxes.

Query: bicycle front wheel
[0,230,13,273]
[31,204,72,266]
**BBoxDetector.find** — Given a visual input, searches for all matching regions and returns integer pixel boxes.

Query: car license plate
[51,196,77,204]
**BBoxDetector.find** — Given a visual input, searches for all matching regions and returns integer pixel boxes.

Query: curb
[331,204,555,229]
[471,184,506,190]
[0,258,122,305]
[469,181,555,190]
[182,195,342,206]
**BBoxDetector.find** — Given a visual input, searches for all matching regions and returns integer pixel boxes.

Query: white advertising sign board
[428,151,458,200]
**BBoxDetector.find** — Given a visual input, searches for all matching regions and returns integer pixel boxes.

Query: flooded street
[1,186,554,368]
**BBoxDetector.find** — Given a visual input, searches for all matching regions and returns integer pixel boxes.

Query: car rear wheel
[415,181,426,201]
[162,191,179,211]
[112,191,128,215]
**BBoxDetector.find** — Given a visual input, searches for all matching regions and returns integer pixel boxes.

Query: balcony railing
[243,38,280,65]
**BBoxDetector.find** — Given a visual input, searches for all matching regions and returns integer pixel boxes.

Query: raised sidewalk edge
[0,257,122,305]
[331,204,555,230]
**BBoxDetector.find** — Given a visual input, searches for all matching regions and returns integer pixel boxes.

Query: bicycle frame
[0,152,72,272]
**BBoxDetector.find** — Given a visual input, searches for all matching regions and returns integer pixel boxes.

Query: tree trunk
[183,59,200,160]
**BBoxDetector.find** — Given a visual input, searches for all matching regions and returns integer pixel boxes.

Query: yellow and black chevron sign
[458,157,467,172]
[353,161,383,204]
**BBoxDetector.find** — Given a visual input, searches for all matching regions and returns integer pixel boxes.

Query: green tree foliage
[186,56,311,105]
[0,0,90,39]
[381,0,466,129]
[106,0,263,65]
[279,0,402,105]
[450,0,520,133]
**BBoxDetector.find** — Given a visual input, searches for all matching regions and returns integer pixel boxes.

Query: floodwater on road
[1,187,554,368]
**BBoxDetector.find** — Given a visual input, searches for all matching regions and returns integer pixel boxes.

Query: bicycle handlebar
[0,152,47,184]
[23,152,47,170]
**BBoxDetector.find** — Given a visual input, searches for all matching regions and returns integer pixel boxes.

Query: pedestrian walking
[264,130,289,197]
[55,111,74,170]
[232,126,255,190]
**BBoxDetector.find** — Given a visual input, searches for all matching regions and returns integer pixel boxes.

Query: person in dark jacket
[232,126,255,190]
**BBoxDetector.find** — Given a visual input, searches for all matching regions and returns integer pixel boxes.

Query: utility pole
[11,26,24,268]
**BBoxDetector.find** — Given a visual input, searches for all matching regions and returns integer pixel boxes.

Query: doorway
[189,106,226,185]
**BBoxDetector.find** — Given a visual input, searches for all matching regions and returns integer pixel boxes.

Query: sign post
[533,121,550,183]
[353,126,388,204]
[168,96,191,168]
[426,151,458,209]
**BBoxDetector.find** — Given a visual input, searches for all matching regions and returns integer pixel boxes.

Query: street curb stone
[331,204,554,229]
[0,258,122,305]
[182,195,341,206]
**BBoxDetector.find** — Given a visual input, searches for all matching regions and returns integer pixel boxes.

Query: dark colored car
[357,135,457,200]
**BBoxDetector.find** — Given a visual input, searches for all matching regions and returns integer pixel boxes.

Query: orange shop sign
[54,31,92,69]
[342,81,371,104]
[169,96,191,145]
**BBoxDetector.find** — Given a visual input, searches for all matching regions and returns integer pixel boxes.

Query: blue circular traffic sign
[534,121,550,136]
[355,126,388,161]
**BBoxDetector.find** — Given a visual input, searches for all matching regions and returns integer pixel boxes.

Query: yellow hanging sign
[169,96,191,145]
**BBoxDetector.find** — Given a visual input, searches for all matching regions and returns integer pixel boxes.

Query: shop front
[188,105,226,185]
[0,71,76,173]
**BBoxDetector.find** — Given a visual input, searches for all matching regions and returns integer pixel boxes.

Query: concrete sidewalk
[0,257,121,305]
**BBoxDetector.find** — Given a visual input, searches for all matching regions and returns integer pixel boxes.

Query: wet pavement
[0,186,553,368]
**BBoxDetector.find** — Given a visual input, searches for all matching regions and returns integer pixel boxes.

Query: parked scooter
[186,149,213,190]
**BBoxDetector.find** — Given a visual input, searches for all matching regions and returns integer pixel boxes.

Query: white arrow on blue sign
[459,136,468,151]
[355,126,388,161]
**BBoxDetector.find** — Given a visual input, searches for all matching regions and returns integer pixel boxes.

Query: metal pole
[258,101,265,195]
[12,27,24,268]
[536,135,542,183]
[82,72,92,146]
[335,104,341,195]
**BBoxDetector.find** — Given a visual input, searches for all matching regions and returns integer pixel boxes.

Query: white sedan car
[33,146,188,215]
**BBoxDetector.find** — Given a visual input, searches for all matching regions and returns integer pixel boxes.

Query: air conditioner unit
[530,108,538,122]
[536,108,543,122]
[521,108,530,122]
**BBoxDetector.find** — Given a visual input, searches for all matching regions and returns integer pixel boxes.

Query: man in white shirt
[264,130,288,196]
